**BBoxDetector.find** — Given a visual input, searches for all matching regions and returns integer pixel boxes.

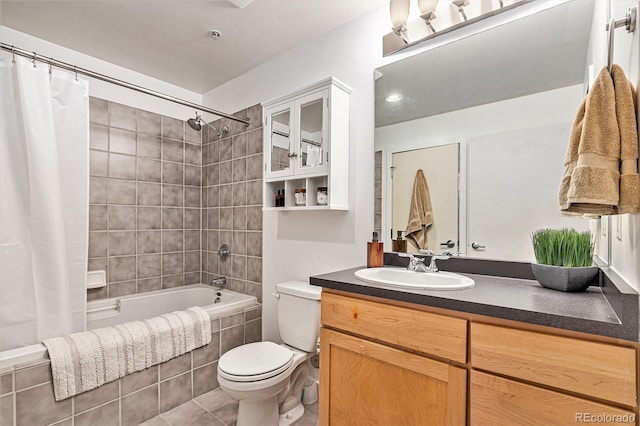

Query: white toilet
[217,281,321,426]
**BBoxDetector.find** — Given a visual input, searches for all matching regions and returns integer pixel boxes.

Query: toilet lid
[218,342,294,382]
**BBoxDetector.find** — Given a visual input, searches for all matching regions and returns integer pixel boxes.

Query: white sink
[354,268,475,290]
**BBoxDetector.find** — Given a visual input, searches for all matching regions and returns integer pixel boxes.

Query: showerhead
[186,112,229,139]
[187,117,202,131]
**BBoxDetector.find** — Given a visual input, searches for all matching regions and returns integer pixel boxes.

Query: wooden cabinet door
[470,371,636,426]
[319,328,466,426]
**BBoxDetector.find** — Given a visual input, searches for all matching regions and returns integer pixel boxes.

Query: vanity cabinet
[319,290,639,426]
[262,77,350,210]
[319,292,468,425]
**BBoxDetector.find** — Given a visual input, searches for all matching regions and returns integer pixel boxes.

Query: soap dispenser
[367,232,384,268]
[392,230,407,253]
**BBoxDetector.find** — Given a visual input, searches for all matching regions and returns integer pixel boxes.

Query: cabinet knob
[287,152,298,158]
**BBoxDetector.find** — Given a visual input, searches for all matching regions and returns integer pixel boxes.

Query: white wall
[0,26,203,120]
[203,7,394,342]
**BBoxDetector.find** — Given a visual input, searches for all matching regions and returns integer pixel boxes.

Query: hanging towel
[612,65,640,214]
[559,65,639,215]
[43,306,211,401]
[405,169,433,250]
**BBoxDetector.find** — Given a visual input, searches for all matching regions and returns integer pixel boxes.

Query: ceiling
[0,0,386,94]
[375,0,595,127]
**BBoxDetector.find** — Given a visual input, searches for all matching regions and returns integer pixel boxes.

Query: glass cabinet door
[268,107,292,175]
[299,98,324,169]
[296,91,328,175]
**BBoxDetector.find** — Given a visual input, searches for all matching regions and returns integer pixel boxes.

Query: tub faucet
[209,276,226,290]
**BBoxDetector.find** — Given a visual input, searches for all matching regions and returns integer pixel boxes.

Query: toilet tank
[276,281,322,352]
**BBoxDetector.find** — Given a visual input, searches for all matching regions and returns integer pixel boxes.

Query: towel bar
[607,6,637,73]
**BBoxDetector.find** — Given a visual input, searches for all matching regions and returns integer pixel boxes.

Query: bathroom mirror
[374,0,597,262]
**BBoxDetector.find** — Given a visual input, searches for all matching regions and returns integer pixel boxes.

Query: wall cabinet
[262,77,350,210]
[319,291,639,425]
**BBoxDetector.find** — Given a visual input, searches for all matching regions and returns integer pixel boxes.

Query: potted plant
[530,228,598,292]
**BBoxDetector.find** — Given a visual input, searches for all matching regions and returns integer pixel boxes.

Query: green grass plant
[531,228,594,267]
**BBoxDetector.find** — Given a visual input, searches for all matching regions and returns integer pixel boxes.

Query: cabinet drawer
[471,371,636,426]
[471,323,637,407]
[321,292,467,363]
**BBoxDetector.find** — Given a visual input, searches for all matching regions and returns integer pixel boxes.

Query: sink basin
[354,268,475,290]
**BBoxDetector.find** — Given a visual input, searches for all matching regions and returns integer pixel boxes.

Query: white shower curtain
[0,55,89,352]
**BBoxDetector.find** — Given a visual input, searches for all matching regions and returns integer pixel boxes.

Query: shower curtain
[0,55,89,351]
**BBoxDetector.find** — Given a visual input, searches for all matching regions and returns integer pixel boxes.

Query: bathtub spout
[209,276,227,290]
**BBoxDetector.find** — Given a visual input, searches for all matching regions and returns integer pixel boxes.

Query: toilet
[217,281,321,426]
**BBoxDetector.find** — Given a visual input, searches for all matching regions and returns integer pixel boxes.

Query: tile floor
[140,388,319,426]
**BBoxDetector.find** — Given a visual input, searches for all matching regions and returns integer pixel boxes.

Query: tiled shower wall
[201,105,264,302]
[87,98,204,300]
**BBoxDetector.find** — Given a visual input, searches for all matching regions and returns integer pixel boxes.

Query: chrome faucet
[427,255,450,272]
[399,253,449,272]
[209,276,227,290]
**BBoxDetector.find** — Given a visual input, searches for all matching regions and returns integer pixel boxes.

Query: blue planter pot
[531,263,599,292]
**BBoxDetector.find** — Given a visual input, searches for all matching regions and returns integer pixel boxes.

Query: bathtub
[0,284,257,370]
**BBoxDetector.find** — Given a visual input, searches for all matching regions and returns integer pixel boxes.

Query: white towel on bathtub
[43,306,211,401]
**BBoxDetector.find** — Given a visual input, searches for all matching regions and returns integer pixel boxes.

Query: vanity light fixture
[452,0,470,21]
[390,0,411,44]
[383,0,533,56]
[418,0,439,33]
[385,94,403,103]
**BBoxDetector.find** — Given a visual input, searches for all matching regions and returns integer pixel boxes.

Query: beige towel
[613,65,640,214]
[559,65,640,215]
[405,169,433,250]
[43,306,211,401]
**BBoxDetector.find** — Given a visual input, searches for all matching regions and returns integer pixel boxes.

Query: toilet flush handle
[272,292,280,299]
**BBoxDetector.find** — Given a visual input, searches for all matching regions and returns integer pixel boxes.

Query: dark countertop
[311,265,638,341]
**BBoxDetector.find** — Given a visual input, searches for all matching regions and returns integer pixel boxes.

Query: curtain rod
[0,42,250,126]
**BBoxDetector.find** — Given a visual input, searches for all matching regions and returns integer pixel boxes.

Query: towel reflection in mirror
[405,169,434,249]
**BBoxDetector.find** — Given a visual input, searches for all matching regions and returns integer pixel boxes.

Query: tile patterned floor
[140,388,319,426]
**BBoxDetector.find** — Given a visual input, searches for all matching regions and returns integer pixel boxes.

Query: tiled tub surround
[88,98,204,300]
[0,305,262,426]
[88,98,264,305]
[201,105,264,303]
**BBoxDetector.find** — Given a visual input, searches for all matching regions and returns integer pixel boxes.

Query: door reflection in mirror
[392,144,459,254]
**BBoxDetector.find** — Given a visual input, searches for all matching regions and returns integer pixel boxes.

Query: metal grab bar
[607,7,637,73]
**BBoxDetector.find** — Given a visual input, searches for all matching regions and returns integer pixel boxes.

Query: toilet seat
[218,341,294,382]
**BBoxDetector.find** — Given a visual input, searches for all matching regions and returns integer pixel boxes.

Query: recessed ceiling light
[208,30,222,40]
[385,94,403,103]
